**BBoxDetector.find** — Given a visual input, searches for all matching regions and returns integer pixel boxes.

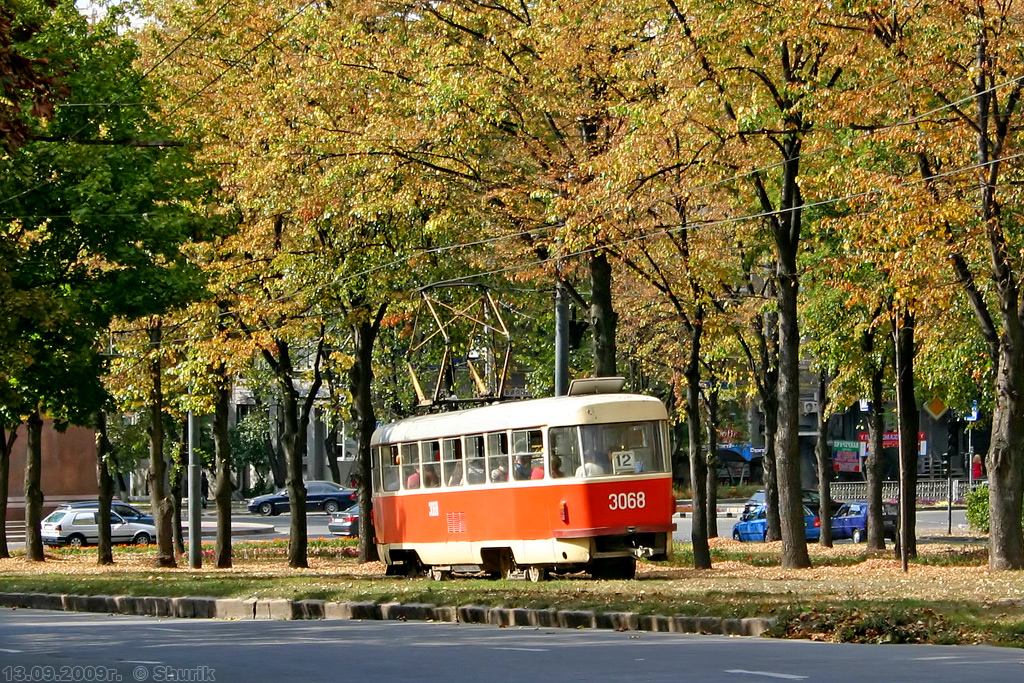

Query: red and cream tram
[370,382,675,580]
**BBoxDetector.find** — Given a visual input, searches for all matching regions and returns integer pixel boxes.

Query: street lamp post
[188,410,202,568]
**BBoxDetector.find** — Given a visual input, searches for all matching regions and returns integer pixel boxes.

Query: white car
[41,509,157,547]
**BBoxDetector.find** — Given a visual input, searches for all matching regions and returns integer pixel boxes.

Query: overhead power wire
[420,150,1024,289]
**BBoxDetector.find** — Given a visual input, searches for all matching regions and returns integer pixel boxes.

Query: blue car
[732,504,821,542]
[831,501,898,543]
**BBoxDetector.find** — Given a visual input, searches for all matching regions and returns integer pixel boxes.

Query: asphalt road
[1,609,1021,683]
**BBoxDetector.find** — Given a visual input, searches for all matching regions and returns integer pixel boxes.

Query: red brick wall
[5,420,98,521]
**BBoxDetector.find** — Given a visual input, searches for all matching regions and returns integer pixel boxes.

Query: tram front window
[552,422,667,478]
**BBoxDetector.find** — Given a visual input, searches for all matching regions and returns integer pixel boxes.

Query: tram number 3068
[608,492,646,510]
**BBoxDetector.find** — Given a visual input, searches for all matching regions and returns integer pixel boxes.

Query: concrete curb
[0,591,773,637]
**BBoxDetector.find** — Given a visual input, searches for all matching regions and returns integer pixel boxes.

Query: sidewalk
[3,518,273,544]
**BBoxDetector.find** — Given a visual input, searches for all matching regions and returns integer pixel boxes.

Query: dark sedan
[247,480,356,516]
[327,505,360,536]
[831,501,898,543]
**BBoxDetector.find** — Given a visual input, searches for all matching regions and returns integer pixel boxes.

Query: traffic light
[947,421,959,458]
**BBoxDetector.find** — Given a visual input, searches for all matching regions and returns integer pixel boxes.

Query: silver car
[327,505,360,537]
[41,509,157,547]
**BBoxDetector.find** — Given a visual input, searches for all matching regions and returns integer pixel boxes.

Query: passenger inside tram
[513,454,532,480]
[575,449,609,477]
[446,462,464,487]
[549,455,564,478]
[406,468,421,489]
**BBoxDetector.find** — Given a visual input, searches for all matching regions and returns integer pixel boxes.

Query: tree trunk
[147,323,176,568]
[278,360,308,569]
[23,412,44,562]
[95,411,114,565]
[213,369,232,568]
[353,304,386,563]
[265,435,286,488]
[893,308,918,564]
[987,314,1024,570]
[325,425,342,484]
[762,392,781,542]
[864,332,888,551]
[772,140,811,569]
[590,250,617,377]
[815,370,833,547]
[264,338,324,570]
[704,382,719,539]
[684,319,711,569]
[757,299,782,542]
[0,425,16,558]
[170,424,185,556]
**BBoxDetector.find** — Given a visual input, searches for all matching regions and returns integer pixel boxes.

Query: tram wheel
[430,567,451,581]
[526,566,548,583]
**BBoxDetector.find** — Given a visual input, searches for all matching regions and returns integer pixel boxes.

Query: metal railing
[830,479,985,504]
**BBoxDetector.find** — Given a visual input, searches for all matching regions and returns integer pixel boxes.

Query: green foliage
[229,410,273,494]
[107,418,150,475]
[0,1,224,429]
[964,483,1024,535]
[965,484,990,533]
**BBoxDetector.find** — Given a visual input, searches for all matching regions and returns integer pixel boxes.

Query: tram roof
[371,393,668,445]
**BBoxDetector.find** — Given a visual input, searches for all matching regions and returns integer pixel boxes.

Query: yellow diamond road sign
[925,397,948,420]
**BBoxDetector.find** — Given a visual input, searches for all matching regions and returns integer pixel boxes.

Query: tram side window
[443,438,464,487]
[422,441,441,488]
[511,429,544,480]
[381,445,401,492]
[401,443,420,489]
[548,427,580,478]
[465,435,486,484]
[487,432,509,482]
[371,447,383,492]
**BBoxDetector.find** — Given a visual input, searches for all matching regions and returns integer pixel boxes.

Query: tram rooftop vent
[567,377,626,396]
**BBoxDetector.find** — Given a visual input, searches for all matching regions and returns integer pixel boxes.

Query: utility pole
[188,410,202,568]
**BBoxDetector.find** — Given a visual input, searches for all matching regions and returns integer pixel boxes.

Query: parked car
[41,509,157,547]
[57,501,154,526]
[247,480,356,516]
[831,501,898,543]
[732,504,821,542]
[327,505,360,537]
[742,489,841,517]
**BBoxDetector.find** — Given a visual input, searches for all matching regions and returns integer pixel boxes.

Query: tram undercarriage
[379,530,671,582]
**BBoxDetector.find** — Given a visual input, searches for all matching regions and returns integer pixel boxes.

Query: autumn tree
[876,2,1024,570]
[140,0,480,566]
